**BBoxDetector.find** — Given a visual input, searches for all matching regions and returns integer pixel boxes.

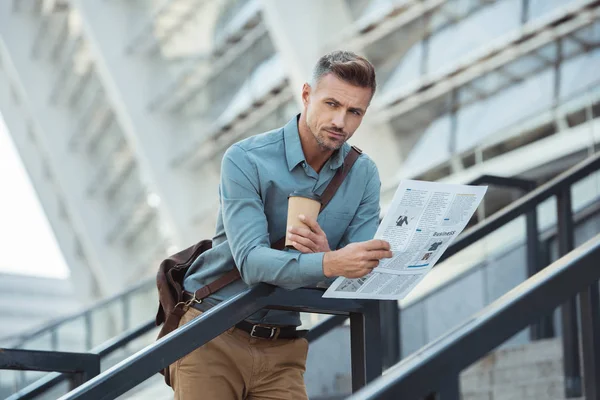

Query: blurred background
[0,0,599,399]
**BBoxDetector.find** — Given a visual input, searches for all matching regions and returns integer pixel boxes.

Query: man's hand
[287,214,331,253]
[323,240,392,279]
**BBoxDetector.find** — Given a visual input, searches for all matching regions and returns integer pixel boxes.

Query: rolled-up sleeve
[337,159,381,249]
[220,144,327,290]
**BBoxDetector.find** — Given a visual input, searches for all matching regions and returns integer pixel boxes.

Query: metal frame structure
[3,321,156,400]
[47,287,382,400]
[5,299,351,400]
[468,175,556,340]
[375,0,600,122]
[6,152,600,399]
[348,234,600,400]
[0,349,100,392]
[434,152,600,398]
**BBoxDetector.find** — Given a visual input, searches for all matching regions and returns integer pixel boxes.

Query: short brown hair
[312,50,377,96]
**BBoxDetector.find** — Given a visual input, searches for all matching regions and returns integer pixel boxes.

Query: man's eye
[326,102,335,107]
[351,110,361,116]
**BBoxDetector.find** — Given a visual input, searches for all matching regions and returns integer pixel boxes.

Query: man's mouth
[325,129,345,140]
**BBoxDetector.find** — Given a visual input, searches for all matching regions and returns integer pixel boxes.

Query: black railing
[5,152,600,399]
[55,286,382,399]
[348,234,600,400]
[436,152,600,397]
[5,306,348,400]
[3,321,156,400]
[0,349,100,392]
[1,277,154,350]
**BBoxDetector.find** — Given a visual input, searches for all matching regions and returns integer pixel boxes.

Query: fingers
[367,250,393,260]
[288,232,316,253]
[298,214,324,234]
[290,240,313,254]
[362,239,391,251]
[288,227,318,248]
[349,264,378,278]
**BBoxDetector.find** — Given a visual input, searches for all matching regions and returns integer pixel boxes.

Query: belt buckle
[250,325,277,339]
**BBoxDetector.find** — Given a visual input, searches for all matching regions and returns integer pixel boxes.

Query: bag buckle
[250,325,278,339]
[175,293,202,310]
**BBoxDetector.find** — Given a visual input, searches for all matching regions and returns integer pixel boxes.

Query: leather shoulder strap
[320,145,362,212]
[193,145,363,301]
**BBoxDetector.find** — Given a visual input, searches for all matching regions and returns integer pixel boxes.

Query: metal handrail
[8,305,349,400]
[2,277,154,347]
[440,152,600,262]
[5,321,157,400]
[348,234,600,400]
[11,152,600,398]
[56,286,382,400]
[7,154,600,398]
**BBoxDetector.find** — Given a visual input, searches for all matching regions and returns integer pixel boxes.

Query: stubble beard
[313,127,344,151]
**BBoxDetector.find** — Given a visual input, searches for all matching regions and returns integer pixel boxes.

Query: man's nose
[331,110,346,130]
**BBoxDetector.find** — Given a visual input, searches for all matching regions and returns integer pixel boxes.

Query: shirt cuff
[298,252,327,282]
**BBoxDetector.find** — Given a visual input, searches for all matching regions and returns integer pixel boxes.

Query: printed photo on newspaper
[323,180,487,300]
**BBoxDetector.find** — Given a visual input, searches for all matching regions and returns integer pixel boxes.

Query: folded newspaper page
[323,180,487,300]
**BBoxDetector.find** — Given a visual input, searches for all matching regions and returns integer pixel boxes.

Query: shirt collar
[284,114,305,171]
[284,114,351,172]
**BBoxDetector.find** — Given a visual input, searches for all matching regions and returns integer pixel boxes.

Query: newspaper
[323,180,487,300]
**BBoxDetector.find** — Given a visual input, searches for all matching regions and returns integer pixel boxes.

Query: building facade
[0,0,598,304]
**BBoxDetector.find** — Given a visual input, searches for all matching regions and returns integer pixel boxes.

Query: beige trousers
[169,307,309,400]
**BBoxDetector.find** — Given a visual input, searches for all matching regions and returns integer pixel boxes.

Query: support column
[0,6,130,297]
[71,0,205,245]
[0,67,97,300]
[260,0,403,187]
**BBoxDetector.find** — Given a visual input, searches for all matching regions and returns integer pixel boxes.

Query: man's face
[302,73,372,151]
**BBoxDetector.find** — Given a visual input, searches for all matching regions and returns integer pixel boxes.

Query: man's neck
[297,114,334,174]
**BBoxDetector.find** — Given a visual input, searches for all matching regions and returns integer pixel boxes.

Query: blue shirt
[183,114,381,326]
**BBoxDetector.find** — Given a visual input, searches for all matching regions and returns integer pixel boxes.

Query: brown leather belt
[182,291,307,340]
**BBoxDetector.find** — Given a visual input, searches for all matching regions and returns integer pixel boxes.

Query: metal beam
[580,281,600,400]
[376,2,600,122]
[0,349,100,378]
[440,152,600,263]
[325,0,445,53]
[347,235,600,400]
[72,0,211,244]
[0,5,132,297]
[153,23,268,112]
[305,315,348,343]
[557,188,583,398]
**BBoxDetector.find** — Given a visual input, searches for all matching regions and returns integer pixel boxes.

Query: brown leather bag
[155,146,362,385]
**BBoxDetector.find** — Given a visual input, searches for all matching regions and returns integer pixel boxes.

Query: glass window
[428,0,521,75]
[559,48,600,100]
[401,115,451,177]
[456,68,554,152]
[379,42,423,103]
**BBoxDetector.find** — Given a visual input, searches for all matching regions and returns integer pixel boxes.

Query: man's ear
[301,83,311,107]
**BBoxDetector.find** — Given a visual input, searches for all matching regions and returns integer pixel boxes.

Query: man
[172,51,392,399]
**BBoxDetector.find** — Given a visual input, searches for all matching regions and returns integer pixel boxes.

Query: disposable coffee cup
[285,191,322,248]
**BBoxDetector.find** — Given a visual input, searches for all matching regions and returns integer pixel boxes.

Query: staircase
[2,155,600,399]
[461,338,583,400]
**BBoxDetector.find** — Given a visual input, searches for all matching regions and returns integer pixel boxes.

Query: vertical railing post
[350,301,382,392]
[557,187,582,398]
[526,207,554,340]
[50,327,59,351]
[380,300,400,369]
[364,301,382,384]
[122,293,130,331]
[579,281,600,400]
[438,374,461,400]
[84,312,93,350]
